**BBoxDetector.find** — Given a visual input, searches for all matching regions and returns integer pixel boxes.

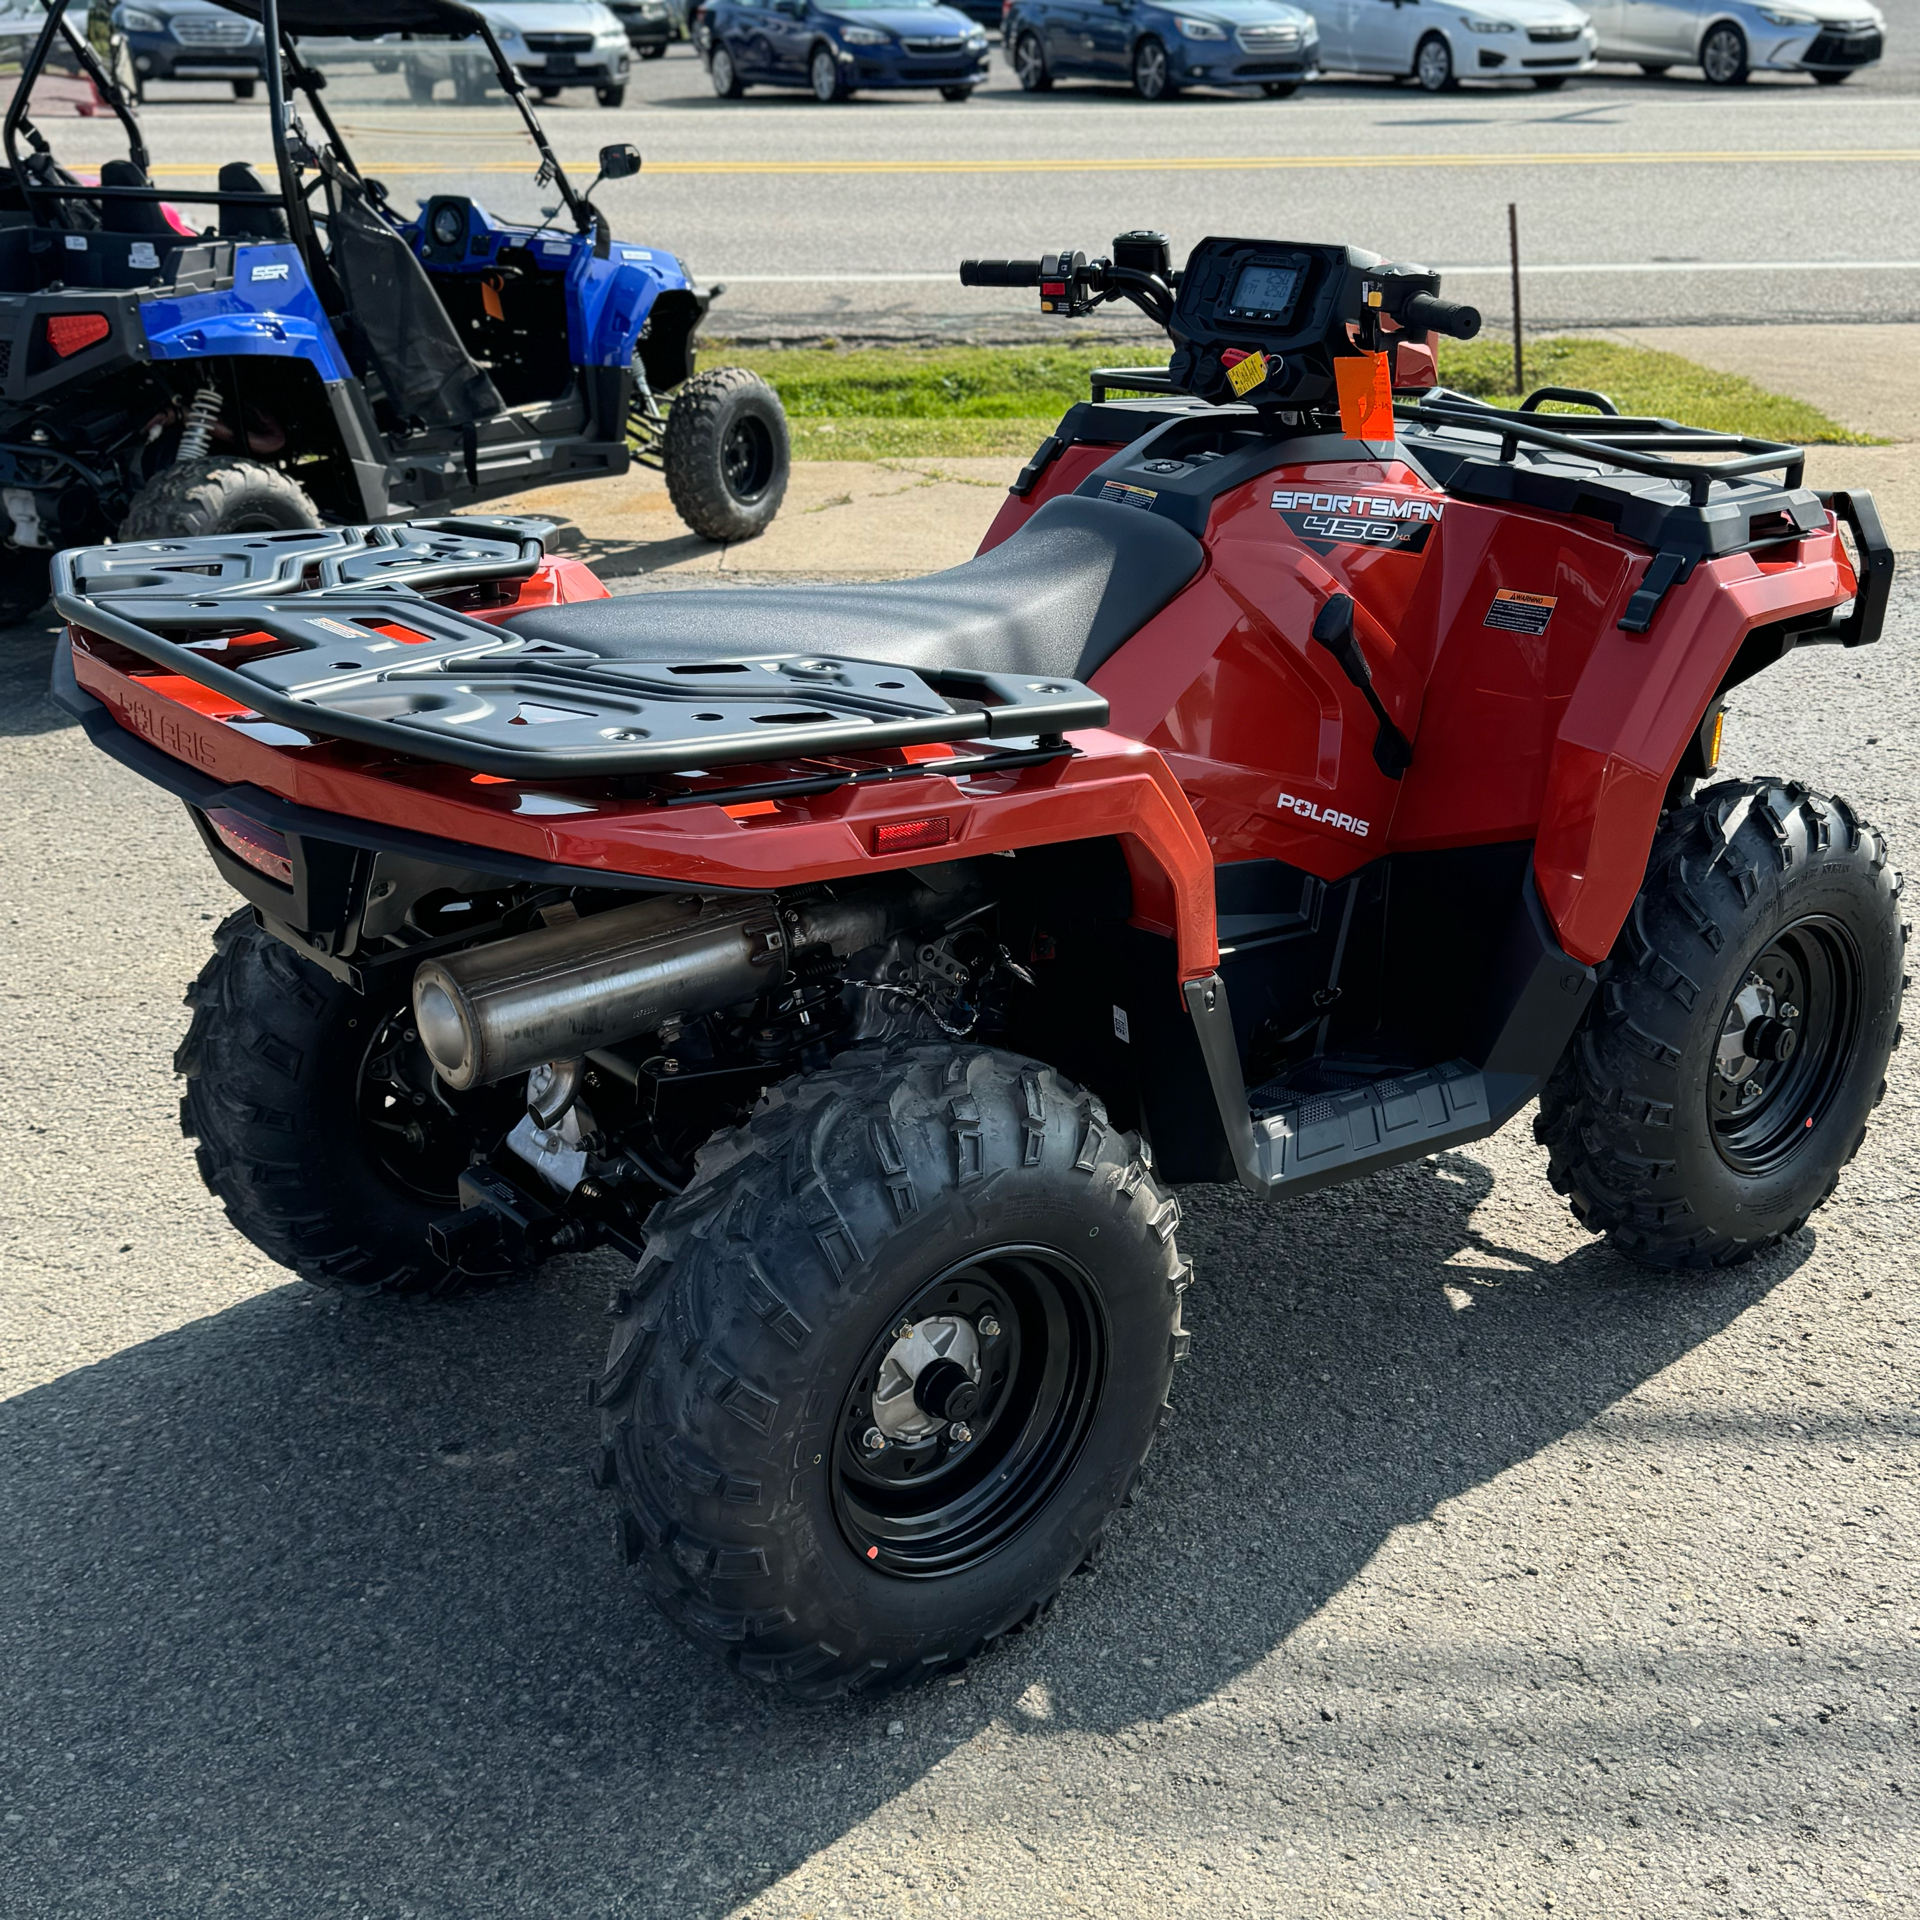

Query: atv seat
[217,162,289,243]
[502,495,1204,685]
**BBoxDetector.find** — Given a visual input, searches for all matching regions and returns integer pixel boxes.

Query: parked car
[608,0,674,52]
[4,1,136,111]
[1002,0,1320,98]
[402,0,634,103]
[112,0,264,97]
[1315,0,1596,88]
[706,0,992,99]
[1591,0,1882,82]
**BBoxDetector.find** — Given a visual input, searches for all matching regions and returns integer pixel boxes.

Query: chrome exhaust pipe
[412,894,785,1091]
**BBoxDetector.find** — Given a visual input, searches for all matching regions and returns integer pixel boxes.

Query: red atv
[53,232,1900,1699]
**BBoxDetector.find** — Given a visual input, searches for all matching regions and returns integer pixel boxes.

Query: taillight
[871,816,951,855]
[45,312,111,358]
[204,807,293,885]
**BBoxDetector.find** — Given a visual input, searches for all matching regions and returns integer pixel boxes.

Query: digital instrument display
[1227,261,1304,321]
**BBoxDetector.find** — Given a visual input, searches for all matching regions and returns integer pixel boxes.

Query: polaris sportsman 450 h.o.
[0,0,789,625]
[52,229,1902,1699]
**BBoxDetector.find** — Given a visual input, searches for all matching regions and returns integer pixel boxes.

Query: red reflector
[204,807,293,885]
[872,816,950,855]
[46,311,111,358]
[722,800,778,819]
[898,741,956,764]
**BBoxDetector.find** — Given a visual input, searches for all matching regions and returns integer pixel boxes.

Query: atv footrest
[1247,1061,1490,1191]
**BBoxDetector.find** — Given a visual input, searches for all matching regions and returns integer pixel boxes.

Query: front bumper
[127,34,265,81]
[1173,44,1319,82]
[844,46,993,84]
[516,49,633,83]
[1754,25,1882,69]
[1469,27,1597,72]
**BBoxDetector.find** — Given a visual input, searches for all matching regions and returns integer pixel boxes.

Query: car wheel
[1013,29,1051,90]
[536,84,561,98]
[1531,72,1567,88]
[1414,31,1455,90]
[1132,35,1175,98]
[1811,67,1851,83]
[403,63,437,103]
[1260,80,1298,96]
[710,40,744,94]
[811,43,847,99]
[941,83,975,99]
[643,42,668,57]
[1638,61,1670,73]
[1700,21,1748,83]
[597,82,627,105]
[231,77,255,99]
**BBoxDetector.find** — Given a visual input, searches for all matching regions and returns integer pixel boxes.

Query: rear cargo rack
[52,522,1108,780]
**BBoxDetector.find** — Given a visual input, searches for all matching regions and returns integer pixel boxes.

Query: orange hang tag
[1335,351,1395,442]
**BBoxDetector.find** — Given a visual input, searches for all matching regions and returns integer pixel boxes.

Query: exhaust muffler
[411,882,952,1090]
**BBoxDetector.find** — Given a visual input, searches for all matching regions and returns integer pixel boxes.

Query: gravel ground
[1,568,1915,1919]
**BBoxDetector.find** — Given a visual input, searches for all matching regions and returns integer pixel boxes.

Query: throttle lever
[1311,593,1413,779]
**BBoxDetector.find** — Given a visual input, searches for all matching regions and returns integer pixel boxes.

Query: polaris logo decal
[1277,790,1370,838]
[1270,487,1442,555]
[249,262,290,282]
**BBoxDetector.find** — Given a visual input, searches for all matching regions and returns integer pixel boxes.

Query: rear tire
[119,458,321,541]
[176,912,519,1297]
[594,1046,1189,1699]
[0,548,51,627]
[1700,21,1748,83]
[709,40,744,94]
[1013,29,1051,89]
[1536,779,1906,1270]
[1639,61,1670,73]
[663,367,790,542]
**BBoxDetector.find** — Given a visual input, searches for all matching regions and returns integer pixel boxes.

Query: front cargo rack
[52,523,1109,780]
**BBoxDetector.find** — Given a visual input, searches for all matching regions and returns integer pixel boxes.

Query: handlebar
[959,259,1045,288]
[1402,292,1482,341]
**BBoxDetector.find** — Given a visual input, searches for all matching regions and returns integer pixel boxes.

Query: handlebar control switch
[1039,250,1095,318]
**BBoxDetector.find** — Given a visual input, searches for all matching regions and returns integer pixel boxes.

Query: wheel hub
[872,1316,982,1443]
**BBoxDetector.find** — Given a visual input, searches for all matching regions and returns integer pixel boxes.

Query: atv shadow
[0,611,74,738]
[0,1146,1798,1919]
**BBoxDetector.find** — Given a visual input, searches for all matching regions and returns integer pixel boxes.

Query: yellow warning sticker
[1484,589,1558,635]
[1226,350,1269,398]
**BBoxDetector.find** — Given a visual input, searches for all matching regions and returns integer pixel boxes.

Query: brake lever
[1311,594,1413,779]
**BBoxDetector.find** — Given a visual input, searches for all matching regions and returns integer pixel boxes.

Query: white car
[1590,0,1884,83]
[1315,0,1598,87]
[401,0,634,105]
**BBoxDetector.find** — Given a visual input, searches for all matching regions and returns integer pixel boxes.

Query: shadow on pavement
[1,615,73,738]
[0,1148,1796,1919]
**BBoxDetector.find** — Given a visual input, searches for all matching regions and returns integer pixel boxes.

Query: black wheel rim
[832,1246,1107,1579]
[1708,916,1863,1177]
[721,413,775,501]
[355,1007,513,1204]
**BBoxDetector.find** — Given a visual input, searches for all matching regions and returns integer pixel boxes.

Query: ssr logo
[1277,791,1370,838]
[1270,487,1443,555]
[249,261,291,282]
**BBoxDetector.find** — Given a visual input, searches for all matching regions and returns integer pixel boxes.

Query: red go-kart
[52,231,1901,1698]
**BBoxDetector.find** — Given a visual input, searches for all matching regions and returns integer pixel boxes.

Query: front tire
[176,913,519,1296]
[1536,780,1905,1270]
[662,366,790,542]
[1414,31,1455,90]
[119,458,320,540]
[1531,73,1567,88]
[231,78,255,98]
[811,43,848,100]
[1013,29,1051,89]
[594,1046,1189,1698]
[709,40,744,94]
[404,63,437,103]
[1261,79,1299,96]
[1132,35,1176,98]
[1700,21,1748,83]
[941,83,975,99]
[597,82,628,105]
[1811,67,1851,83]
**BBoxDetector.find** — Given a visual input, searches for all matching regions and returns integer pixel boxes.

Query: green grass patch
[710,336,1874,458]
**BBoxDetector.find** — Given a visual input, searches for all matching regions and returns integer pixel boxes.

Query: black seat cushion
[502,495,1204,684]
[99,160,176,238]
[217,162,290,243]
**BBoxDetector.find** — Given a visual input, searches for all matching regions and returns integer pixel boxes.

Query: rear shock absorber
[174,383,222,464]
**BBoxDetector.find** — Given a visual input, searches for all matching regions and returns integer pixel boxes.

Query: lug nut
[978,1314,1001,1338]
[1743,1078,1763,1099]
[895,1320,915,1341]
[1782,1002,1800,1021]
[862,1427,886,1454]
[948,1421,973,1445]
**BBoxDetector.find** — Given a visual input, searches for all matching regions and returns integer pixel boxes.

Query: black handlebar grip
[1403,292,1482,341]
[959,259,1045,287]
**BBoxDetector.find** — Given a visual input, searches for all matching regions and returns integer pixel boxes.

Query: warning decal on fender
[1099,481,1159,511]
[1484,589,1557,635]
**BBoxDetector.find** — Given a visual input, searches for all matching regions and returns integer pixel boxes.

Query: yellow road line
[142,146,1920,178]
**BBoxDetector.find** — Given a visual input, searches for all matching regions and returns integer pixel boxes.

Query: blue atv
[0,0,790,624]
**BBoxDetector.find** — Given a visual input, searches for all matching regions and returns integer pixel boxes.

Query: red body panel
[977,442,1119,548]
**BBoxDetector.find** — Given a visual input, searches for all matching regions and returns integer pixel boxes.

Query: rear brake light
[204,807,293,885]
[871,816,951,855]
[45,312,110,358]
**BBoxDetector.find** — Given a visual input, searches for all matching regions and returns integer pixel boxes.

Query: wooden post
[1507,202,1524,397]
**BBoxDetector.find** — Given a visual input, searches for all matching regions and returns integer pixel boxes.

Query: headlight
[430,205,466,248]
[119,7,165,30]
[1464,15,1516,29]
[840,24,890,42]
[1757,6,1815,20]
[966,26,988,44]
[1174,15,1228,37]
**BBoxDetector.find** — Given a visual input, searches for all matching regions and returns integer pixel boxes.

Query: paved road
[44,25,1920,341]
[2,545,1916,1916]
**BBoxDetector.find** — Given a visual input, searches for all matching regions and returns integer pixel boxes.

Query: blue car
[1002,0,1319,95]
[706,0,993,98]
[114,0,267,98]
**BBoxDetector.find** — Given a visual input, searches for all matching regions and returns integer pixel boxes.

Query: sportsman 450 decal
[1270,487,1444,554]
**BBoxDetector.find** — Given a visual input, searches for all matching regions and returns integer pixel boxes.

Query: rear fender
[139,244,349,381]
[1533,510,1873,965]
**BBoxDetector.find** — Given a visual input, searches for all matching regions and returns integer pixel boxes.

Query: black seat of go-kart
[503,496,1204,686]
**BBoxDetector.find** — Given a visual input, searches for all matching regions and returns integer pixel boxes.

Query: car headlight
[840,24,890,41]
[966,26,988,44]
[1464,15,1516,30]
[1174,15,1228,37]
[1757,6,1815,20]
[119,7,166,29]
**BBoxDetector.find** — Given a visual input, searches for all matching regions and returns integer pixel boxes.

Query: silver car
[1314,0,1598,90]
[1590,0,1885,82]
